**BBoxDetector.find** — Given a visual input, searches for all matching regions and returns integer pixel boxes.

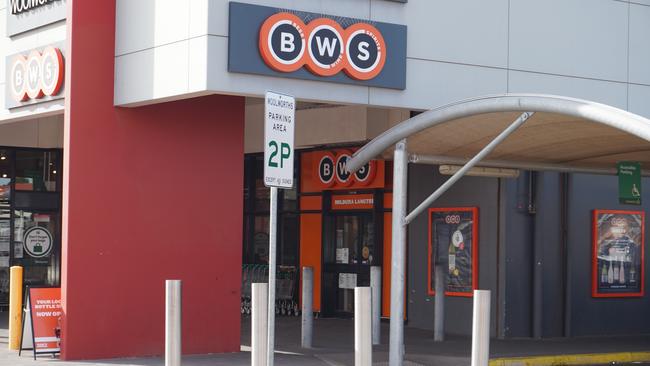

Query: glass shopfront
[0,148,62,308]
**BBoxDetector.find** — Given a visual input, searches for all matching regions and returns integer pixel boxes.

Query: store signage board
[263,91,295,189]
[228,2,407,90]
[618,162,642,205]
[20,287,62,359]
[5,43,65,109]
[6,0,66,37]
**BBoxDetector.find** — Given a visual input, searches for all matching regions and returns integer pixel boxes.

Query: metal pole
[301,267,313,348]
[252,283,269,366]
[370,266,381,346]
[267,186,278,366]
[471,290,491,366]
[165,280,182,366]
[404,112,534,225]
[389,139,408,366]
[355,287,372,366]
[434,265,445,341]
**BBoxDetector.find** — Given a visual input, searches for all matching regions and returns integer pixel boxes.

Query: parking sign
[264,91,295,188]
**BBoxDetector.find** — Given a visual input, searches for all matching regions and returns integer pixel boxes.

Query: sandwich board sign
[263,91,295,188]
[20,287,62,359]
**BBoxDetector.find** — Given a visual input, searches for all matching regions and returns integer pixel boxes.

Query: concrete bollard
[252,283,269,366]
[355,287,372,366]
[8,266,23,350]
[301,267,313,349]
[165,280,182,366]
[370,266,381,346]
[471,290,491,366]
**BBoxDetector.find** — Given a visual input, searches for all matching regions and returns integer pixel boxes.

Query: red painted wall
[61,0,244,360]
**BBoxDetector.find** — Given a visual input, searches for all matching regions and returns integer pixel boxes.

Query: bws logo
[259,13,386,80]
[318,151,376,188]
[10,46,64,103]
[445,215,462,224]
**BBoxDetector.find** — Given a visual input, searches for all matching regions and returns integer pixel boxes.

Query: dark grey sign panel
[228,2,407,90]
[6,0,66,37]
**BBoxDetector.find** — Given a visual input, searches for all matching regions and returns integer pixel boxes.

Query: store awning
[347,94,650,175]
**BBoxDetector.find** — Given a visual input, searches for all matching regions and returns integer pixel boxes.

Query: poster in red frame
[428,207,479,297]
[592,210,645,298]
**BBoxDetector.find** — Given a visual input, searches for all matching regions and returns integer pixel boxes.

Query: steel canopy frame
[345,94,650,366]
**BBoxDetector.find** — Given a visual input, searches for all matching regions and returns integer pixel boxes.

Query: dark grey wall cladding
[407,164,499,336]
[502,175,534,337]
[567,174,650,336]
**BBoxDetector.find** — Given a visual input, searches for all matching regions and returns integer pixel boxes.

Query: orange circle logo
[259,13,387,80]
[10,47,64,103]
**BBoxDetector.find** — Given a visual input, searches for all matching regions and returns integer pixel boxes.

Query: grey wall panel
[508,71,628,110]
[629,3,650,85]
[509,0,628,82]
[369,59,507,110]
[628,84,650,119]
[567,174,650,336]
[371,0,508,68]
[407,164,499,336]
[502,175,534,337]
[537,173,565,338]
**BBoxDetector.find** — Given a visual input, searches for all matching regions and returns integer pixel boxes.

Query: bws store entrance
[322,192,382,317]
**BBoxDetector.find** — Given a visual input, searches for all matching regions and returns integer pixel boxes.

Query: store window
[15,150,59,192]
[242,154,299,266]
[0,147,62,307]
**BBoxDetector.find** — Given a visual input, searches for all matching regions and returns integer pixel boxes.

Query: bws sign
[312,149,384,191]
[229,2,406,90]
[259,13,386,80]
[6,46,64,109]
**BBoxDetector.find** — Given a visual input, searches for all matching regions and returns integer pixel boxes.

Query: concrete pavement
[1,313,650,365]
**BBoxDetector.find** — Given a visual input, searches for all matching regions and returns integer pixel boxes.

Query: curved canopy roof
[347,94,650,175]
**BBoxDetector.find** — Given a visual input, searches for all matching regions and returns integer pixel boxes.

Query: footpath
[1,315,649,366]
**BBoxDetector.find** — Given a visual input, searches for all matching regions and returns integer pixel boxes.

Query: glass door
[322,213,376,317]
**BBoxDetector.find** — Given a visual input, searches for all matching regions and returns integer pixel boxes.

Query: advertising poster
[428,207,478,297]
[593,210,645,297]
[21,287,62,358]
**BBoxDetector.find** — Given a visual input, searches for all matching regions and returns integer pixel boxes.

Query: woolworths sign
[10,0,61,14]
[6,0,66,37]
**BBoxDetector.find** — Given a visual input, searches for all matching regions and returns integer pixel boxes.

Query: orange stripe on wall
[384,193,393,209]
[300,196,322,211]
[300,213,322,312]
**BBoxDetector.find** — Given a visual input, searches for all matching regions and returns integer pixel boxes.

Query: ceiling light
[52,170,57,174]
[439,165,520,178]
[1,174,6,178]
[0,156,5,160]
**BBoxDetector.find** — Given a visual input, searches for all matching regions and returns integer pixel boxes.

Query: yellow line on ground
[489,352,650,366]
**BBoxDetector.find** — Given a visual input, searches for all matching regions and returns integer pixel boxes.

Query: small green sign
[618,161,642,205]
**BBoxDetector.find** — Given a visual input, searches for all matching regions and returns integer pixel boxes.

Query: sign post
[263,91,295,366]
[618,162,642,205]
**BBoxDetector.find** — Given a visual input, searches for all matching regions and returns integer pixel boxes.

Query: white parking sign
[264,91,295,188]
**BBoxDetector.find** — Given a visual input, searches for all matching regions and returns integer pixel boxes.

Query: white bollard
[252,283,269,366]
[165,280,182,366]
[370,266,381,346]
[301,267,313,348]
[355,287,372,366]
[471,290,491,366]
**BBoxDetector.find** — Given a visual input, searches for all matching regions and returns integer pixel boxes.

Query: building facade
[1,0,649,360]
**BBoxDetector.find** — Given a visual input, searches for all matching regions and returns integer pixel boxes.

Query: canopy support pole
[389,139,408,366]
[404,112,534,225]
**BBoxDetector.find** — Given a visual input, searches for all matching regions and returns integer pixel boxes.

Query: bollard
[355,287,372,366]
[165,280,182,366]
[370,266,381,346]
[252,283,268,366]
[434,265,445,342]
[8,266,23,350]
[471,290,491,366]
[301,267,313,349]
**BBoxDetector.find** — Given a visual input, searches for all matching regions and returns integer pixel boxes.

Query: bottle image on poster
[428,208,478,296]
[593,210,645,297]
